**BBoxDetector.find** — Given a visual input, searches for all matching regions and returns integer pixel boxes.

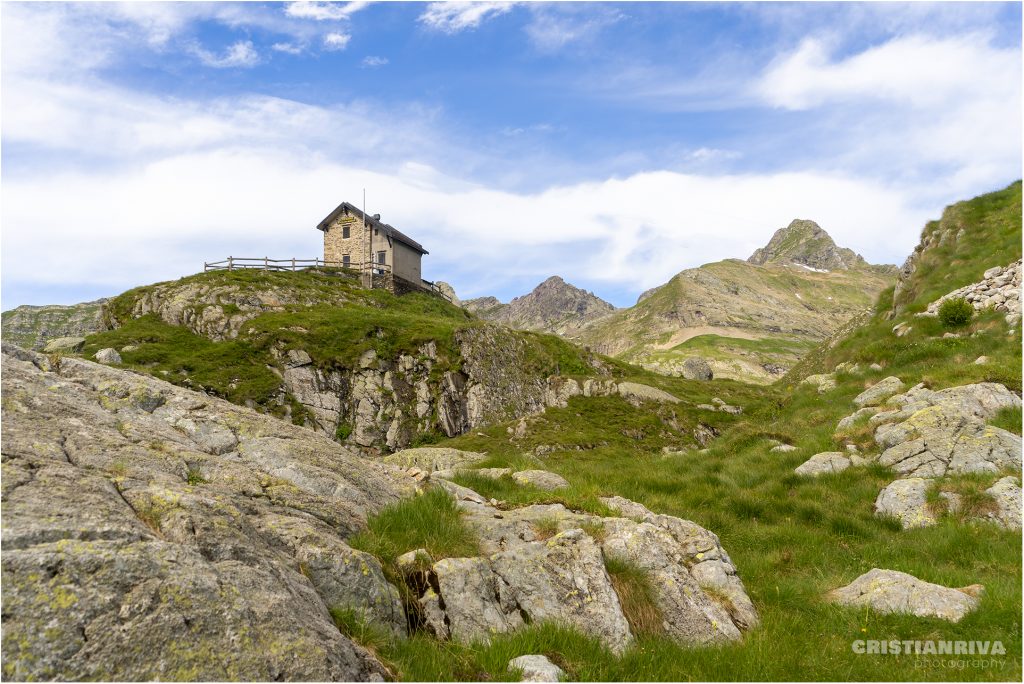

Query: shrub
[938,297,974,328]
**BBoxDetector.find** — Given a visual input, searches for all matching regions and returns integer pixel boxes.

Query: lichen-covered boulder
[828,569,983,622]
[874,478,937,529]
[509,655,565,682]
[984,477,1022,530]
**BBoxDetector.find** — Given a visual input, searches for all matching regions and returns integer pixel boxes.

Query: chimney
[373,214,381,220]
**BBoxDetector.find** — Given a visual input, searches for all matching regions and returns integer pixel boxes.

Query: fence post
[291,258,296,271]
[228,256,233,271]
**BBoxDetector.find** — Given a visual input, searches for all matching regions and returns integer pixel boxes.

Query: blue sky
[2,1,1021,309]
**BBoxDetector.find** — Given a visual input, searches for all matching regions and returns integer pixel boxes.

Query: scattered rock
[508,654,564,682]
[974,356,989,365]
[794,452,851,477]
[828,569,983,622]
[892,322,912,337]
[925,259,1022,325]
[853,376,905,407]
[836,406,879,430]
[801,373,837,393]
[94,348,122,365]
[681,357,713,381]
[869,362,884,371]
[42,336,86,353]
[616,382,681,404]
[511,470,570,491]
[382,447,486,473]
[984,477,1022,530]
[874,478,937,529]
[770,444,798,453]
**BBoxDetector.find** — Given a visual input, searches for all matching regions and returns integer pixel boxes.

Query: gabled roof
[316,201,428,255]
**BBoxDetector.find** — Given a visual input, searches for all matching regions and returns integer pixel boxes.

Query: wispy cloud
[419,2,518,34]
[323,32,352,51]
[523,4,624,52]
[272,42,305,55]
[361,55,389,67]
[284,1,371,22]
[187,40,260,68]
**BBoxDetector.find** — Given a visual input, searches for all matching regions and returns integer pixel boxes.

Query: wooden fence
[202,256,450,301]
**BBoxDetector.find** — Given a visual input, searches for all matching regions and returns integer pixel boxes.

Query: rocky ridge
[463,276,617,336]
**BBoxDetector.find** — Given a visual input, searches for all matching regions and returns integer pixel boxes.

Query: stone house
[316,201,428,287]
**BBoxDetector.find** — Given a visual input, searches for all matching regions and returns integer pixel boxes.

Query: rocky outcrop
[872,383,1021,478]
[1,299,107,350]
[922,259,1022,326]
[1,344,416,680]
[874,476,1022,530]
[985,476,1023,529]
[402,486,757,652]
[511,470,569,491]
[828,569,983,622]
[463,276,616,336]
[382,447,486,472]
[748,219,867,271]
[801,373,837,394]
[873,478,937,529]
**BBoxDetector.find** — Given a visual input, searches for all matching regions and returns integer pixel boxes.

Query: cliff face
[1,299,107,350]
[81,269,613,453]
[463,276,616,336]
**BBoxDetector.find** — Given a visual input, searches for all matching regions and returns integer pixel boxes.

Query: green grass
[348,487,480,565]
[990,406,1022,436]
[603,556,664,638]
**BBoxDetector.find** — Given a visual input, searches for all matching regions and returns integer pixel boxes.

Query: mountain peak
[747,219,866,270]
[464,276,615,335]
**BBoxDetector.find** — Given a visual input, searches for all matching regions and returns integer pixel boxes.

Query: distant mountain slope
[1,299,107,350]
[464,276,616,335]
[575,220,896,383]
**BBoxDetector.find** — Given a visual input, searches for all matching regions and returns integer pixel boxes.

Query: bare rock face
[1,299,107,350]
[382,447,486,472]
[681,357,713,381]
[828,569,983,622]
[1,344,416,681]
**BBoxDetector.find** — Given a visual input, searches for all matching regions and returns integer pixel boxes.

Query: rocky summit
[1,181,1021,682]
[463,276,616,336]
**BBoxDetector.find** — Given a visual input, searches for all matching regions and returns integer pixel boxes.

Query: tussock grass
[348,487,479,565]
[604,555,665,638]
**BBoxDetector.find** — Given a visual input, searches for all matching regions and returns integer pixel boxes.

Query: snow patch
[794,263,830,273]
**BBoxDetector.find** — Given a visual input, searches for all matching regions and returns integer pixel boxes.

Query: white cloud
[361,55,389,67]
[188,40,260,68]
[272,42,305,55]
[419,2,518,34]
[524,5,624,52]
[757,33,1019,110]
[323,32,352,50]
[285,1,370,22]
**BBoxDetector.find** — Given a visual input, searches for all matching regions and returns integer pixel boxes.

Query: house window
[342,225,350,239]
[374,229,379,235]
[342,254,350,268]
[377,251,386,265]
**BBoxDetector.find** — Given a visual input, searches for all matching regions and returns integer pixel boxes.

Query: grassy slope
[576,258,893,382]
[347,184,1022,681]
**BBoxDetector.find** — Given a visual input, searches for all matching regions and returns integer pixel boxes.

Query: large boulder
[94,348,122,365]
[1,344,415,680]
[42,336,86,353]
[828,569,983,622]
[616,382,681,404]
